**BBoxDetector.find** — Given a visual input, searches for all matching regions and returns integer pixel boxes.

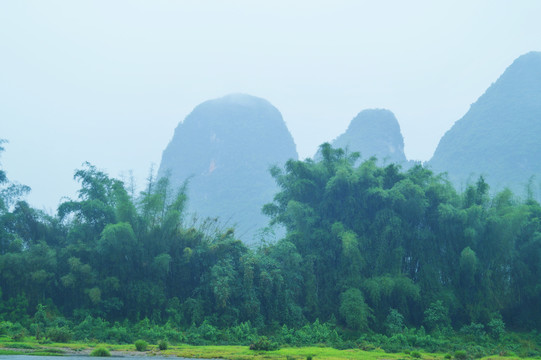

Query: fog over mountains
[158,94,297,243]
[327,109,409,166]
[429,51,541,195]
[160,52,541,242]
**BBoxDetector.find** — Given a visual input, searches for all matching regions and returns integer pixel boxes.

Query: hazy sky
[1,1,541,211]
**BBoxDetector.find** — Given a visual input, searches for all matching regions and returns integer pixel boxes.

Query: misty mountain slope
[321,109,408,166]
[429,51,541,194]
[158,94,298,243]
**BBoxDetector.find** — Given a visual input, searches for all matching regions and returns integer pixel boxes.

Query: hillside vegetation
[1,142,541,357]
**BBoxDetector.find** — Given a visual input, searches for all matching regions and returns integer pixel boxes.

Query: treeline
[1,142,541,355]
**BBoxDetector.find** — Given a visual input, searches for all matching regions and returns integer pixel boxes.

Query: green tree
[339,288,372,331]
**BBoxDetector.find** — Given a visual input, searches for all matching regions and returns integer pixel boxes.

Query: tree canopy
[1,143,541,349]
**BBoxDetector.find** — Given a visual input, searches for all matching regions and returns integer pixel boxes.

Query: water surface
[0,356,203,360]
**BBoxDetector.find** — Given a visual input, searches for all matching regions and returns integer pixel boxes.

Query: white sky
[1,1,541,211]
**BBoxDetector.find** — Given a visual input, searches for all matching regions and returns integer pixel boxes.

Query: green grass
[0,337,536,360]
[29,351,66,356]
[161,344,428,360]
[0,350,26,355]
[1,342,38,349]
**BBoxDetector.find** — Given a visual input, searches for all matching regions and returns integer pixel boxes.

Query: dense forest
[1,141,541,356]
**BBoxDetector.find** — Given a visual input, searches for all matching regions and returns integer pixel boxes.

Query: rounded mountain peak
[158,94,297,243]
[330,108,407,165]
[184,93,283,128]
[208,93,273,107]
[193,93,276,113]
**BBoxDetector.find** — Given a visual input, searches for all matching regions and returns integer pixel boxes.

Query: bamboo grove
[1,142,541,350]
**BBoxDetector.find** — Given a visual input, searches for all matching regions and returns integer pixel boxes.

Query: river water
[0,356,203,360]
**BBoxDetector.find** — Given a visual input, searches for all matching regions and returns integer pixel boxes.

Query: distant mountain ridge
[158,94,298,243]
[429,51,541,194]
[158,51,541,244]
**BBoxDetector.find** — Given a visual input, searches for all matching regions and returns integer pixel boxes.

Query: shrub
[487,317,505,339]
[158,339,168,350]
[226,321,258,344]
[199,320,219,342]
[454,350,467,360]
[424,300,450,333]
[90,347,111,357]
[359,341,376,351]
[460,323,485,340]
[382,333,408,353]
[11,331,25,341]
[464,345,486,359]
[107,323,133,343]
[444,353,452,359]
[293,320,342,346]
[73,315,109,342]
[411,350,422,358]
[339,288,372,331]
[47,326,73,342]
[249,336,279,351]
[134,339,148,351]
[333,340,357,350]
[0,321,12,335]
[385,308,405,335]
[307,356,313,360]
[163,326,184,344]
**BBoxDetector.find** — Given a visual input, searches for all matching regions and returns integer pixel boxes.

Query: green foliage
[90,347,111,357]
[459,323,486,341]
[134,339,148,351]
[410,350,422,358]
[106,322,132,343]
[423,301,450,333]
[249,336,279,351]
[224,321,258,344]
[10,326,26,341]
[385,308,405,335]
[339,288,372,331]
[73,315,109,342]
[381,333,408,353]
[454,350,467,360]
[158,339,168,350]
[192,320,219,344]
[291,320,341,346]
[487,317,505,339]
[46,326,72,342]
[3,142,541,355]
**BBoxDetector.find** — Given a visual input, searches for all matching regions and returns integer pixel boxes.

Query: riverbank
[0,337,526,360]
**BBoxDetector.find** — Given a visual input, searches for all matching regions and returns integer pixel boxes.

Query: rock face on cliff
[327,109,408,165]
[158,94,298,243]
[429,52,541,195]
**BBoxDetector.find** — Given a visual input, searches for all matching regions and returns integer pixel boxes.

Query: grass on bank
[0,336,533,360]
